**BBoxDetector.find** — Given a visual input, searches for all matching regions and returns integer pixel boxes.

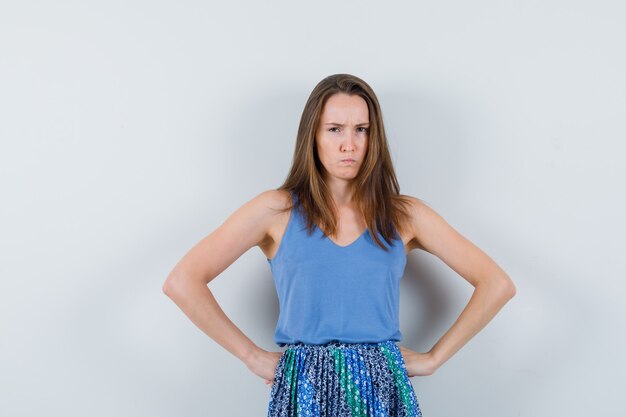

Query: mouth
[341,159,355,163]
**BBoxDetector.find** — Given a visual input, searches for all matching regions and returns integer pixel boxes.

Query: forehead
[320,93,369,121]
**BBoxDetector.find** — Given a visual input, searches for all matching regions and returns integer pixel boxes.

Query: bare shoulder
[398,193,516,292]
[401,194,439,225]
[163,188,292,287]
[235,188,290,215]
[237,189,292,238]
[400,193,476,263]
[256,189,293,259]
[398,194,448,253]
[258,188,292,212]
[253,189,293,228]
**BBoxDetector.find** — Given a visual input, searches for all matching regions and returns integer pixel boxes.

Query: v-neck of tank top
[319,224,369,248]
[267,195,370,262]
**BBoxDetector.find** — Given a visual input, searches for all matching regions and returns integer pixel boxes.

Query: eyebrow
[323,122,370,126]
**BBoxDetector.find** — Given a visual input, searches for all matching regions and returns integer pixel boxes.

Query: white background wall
[1,1,624,416]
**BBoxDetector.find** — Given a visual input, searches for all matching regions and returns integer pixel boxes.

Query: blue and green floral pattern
[267,339,423,417]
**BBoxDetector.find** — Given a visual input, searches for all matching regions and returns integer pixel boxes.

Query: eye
[357,127,369,133]
[329,127,340,132]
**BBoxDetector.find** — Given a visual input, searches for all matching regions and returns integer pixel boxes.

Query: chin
[339,174,358,180]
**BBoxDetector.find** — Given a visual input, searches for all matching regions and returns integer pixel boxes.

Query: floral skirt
[267,339,423,417]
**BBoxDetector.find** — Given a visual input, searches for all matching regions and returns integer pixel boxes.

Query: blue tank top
[266,191,407,346]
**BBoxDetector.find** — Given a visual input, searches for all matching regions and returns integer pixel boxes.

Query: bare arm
[162,190,285,379]
[402,197,517,375]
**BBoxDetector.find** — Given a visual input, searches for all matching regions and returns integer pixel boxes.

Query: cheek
[316,137,331,158]
[315,144,328,166]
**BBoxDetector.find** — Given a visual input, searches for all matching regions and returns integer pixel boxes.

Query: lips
[341,159,355,162]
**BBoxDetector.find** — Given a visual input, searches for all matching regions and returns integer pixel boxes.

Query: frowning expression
[315,93,369,182]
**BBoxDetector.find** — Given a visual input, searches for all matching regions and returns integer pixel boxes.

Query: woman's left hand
[398,345,439,377]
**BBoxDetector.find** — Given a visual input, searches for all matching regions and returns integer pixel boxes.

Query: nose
[341,131,356,152]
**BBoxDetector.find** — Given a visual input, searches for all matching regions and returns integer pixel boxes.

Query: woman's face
[315,93,369,182]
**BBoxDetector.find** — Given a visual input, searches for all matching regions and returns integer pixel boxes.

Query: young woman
[163,73,516,417]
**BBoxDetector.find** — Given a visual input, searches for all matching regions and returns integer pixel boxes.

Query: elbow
[163,271,207,298]
[162,273,185,297]
[504,284,516,300]
[162,279,172,296]
[162,277,174,297]
[500,277,517,300]
[482,274,516,301]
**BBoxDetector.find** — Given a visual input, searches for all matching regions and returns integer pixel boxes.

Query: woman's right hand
[246,348,283,385]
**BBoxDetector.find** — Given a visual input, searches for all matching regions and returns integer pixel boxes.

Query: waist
[282,338,398,351]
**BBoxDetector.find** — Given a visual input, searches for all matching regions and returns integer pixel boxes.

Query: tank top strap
[266,190,298,264]
[288,189,297,204]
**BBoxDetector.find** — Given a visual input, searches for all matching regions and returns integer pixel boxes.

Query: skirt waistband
[282,339,398,350]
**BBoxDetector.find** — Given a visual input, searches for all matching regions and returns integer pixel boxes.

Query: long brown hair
[276,73,415,251]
